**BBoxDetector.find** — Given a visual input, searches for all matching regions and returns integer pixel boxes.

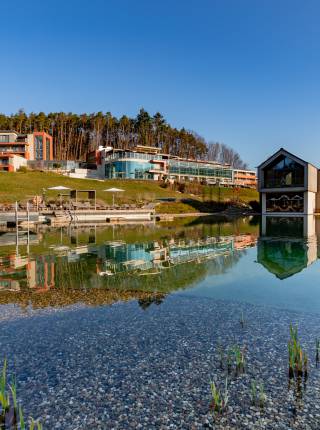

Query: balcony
[0,145,26,154]
[148,169,166,174]
[151,159,166,164]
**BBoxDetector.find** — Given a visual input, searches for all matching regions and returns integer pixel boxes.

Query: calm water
[1,215,320,428]
[0,215,319,314]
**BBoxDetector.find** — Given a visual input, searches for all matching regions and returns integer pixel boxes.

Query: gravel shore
[0,295,319,429]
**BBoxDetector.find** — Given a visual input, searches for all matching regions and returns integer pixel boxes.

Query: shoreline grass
[0,171,258,214]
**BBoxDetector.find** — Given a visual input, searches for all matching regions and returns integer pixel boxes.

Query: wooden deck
[0,208,154,226]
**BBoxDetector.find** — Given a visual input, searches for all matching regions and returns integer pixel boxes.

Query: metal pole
[27,201,30,254]
[27,201,29,225]
[15,201,18,252]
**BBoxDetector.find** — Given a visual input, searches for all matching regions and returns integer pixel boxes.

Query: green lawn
[0,171,258,212]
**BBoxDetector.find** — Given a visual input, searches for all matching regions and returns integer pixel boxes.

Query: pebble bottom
[0,295,319,429]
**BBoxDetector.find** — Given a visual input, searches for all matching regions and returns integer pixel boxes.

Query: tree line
[0,109,247,168]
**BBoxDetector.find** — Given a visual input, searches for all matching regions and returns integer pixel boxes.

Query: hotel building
[233,169,257,188]
[0,131,53,171]
[90,146,257,187]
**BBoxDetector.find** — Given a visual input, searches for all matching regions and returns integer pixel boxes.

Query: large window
[35,136,43,160]
[263,155,304,188]
[0,135,9,143]
[266,192,304,213]
[265,217,304,237]
[168,160,232,180]
[105,160,154,179]
[46,138,51,160]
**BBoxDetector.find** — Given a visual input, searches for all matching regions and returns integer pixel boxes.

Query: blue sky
[1,0,320,168]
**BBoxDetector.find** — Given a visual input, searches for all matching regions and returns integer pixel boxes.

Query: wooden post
[15,201,18,250]
[15,201,18,227]
[27,201,30,254]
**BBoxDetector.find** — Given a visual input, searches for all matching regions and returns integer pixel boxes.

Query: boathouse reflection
[257,215,319,279]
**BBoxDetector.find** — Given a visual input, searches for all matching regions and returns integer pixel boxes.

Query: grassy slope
[0,171,258,212]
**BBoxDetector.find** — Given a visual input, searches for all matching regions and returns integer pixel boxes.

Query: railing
[263,180,304,188]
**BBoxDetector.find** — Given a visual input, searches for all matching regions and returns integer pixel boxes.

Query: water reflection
[257,216,319,279]
[0,218,258,308]
[2,215,320,313]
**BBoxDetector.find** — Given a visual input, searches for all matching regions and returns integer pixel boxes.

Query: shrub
[159,181,168,189]
[177,182,186,193]
[248,200,261,212]
[17,166,28,173]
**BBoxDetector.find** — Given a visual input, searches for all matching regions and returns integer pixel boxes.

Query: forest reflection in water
[0,214,319,311]
[0,217,258,309]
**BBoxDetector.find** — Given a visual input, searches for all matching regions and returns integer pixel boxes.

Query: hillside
[0,171,259,213]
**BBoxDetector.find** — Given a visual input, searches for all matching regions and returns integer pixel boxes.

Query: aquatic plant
[0,359,43,429]
[0,359,10,415]
[239,311,246,328]
[250,380,257,405]
[226,348,233,374]
[250,380,267,408]
[288,324,308,379]
[233,345,246,374]
[216,342,224,370]
[210,378,229,415]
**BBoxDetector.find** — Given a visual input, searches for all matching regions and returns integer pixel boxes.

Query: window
[265,217,304,237]
[266,192,304,213]
[0,135,9,143]
[35,136,43,160]
[46,138,51,160]
[264,155,304,188]
[168,160,232,180]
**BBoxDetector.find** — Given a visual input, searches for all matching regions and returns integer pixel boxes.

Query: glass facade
[264,155,304,188]
[266,192,304,213]
[168,160,232,180]
[105,160,154,179]
[105,151,162,161]
[104,151,233,181]
[35,136,43,160]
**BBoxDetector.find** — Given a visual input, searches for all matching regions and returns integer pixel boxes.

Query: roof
[0,130,18,134]
[257,147,318,170]
[257,237,308,279]
[106,147,232,168]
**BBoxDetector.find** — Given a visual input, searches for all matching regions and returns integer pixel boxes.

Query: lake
[0,216,320,429]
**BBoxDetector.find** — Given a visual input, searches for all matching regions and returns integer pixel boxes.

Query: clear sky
[1,0,320,168]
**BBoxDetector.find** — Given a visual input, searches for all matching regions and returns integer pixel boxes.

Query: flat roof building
[0,131,53,171]
[89,146,257,188]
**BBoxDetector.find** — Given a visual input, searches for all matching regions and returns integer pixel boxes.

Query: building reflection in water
[0,225,257,293]
[257,215,319,279]
[0,254,55,292]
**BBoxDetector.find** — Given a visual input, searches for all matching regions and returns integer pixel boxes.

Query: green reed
[288,324,308,379]
[210,378,229,415]
[233,345,246,375]
[250,380,267,408]
[0,359,42,429]
[239,311,246,328]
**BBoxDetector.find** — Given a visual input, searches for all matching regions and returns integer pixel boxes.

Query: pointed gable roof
[257,148,317,170]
